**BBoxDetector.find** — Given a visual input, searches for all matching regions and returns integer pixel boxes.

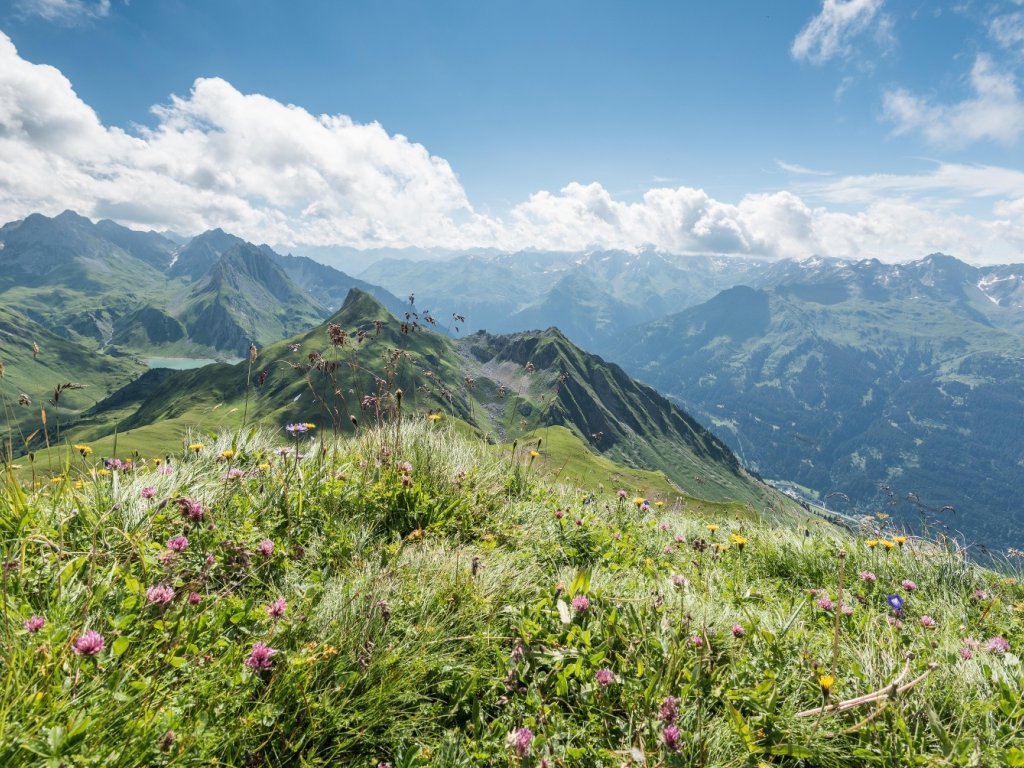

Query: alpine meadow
[1,2,1024,767]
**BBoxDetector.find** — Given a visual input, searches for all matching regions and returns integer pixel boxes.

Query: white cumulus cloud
[14,0,110,24]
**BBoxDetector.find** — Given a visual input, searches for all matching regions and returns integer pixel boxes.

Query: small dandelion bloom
[919,615,936,629]
[886,594,904,614]
[732,623,745,638]
[985,636,1011,654]
[658,695,679,723]
[819,675,835,694]
[24,615,45,632]
[571,595,590,613]
[865,539,879,548]
[221,449,235,460]
[690,634,705,647]
[529,450,540,458]
[880,539,896,550]
[506,727,533,758]
[662,724,683,753]
[267,597,287,619]
[654,500,665,507]
[426,413,442,422]
[166,535,189,552]
[188,443,205,452]
[894,535,908,547]
[706,524,720,533]
[244,642,277,670]
[901,579,918,592]
[595,668,615,686]
[859,570,877,583]
[141,486,156,499]
[188,592,202,605]
[73,630,105,656]
[146,583,175,605]
[816,597,834,611]
[74,444,92,456]
[730,533,747,549]
[258,539,274,557]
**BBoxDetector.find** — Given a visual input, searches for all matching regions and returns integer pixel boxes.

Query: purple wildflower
[244,641,277,670]
[901,580,918,592]
[157,464,173,475]
[177,497,204,520]
[24,615,45,633]
[506,727,533,758]
[960,646,974,660]
[595,668,615,686]
[732,623,745,638]
[73,630,105,656]
[188,592,202,605]
[267,597,287,619]
[258,539,274,557]
[662,724,683,753]
[166,535,189,552]
[146,583,175,605]
[886,594,904,614]
[285,423,309,435]
[141,486,156,499]
[658,695,679,723]
[224,468,245,480]
[554,509,565,520]
[841,603,855,616]
[858,570,876,583]
[690,634,705,647]
[985,636,1011,654]
[816,597,834,611]
[672,574,689,588]
[919,615,936,629]
[397,461,413,473]
[616,489,627,498]
[571,595,590,613]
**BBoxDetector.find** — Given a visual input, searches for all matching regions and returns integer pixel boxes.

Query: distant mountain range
[0,211,404,358]
[609,253,1024,550]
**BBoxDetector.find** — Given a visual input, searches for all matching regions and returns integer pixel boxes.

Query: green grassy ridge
[0,305,144,440]
[1,421,1021,766]
[33,288,793,516]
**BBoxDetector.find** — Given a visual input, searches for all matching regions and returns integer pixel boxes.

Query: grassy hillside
[34,289,789,514]
[0,421,1021,766]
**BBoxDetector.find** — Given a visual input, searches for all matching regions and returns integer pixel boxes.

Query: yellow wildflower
[529,450,540,458]
[865,539,879,549]
[221,449,235,460]
[73,444,92,457]
[654,500,665,507]
[730,533,748,549]
[96,468,111,477]
[706,524,720,533]
[818,675,835,694]
[633,497,646,506]
[427,413,442,422]
[304,422,316,429]
[188,443,205,452]
[894,536,908,547]
[879,539,896,550]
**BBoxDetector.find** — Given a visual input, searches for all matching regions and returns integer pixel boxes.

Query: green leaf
[112,637,130,656]
[167,655,187,669]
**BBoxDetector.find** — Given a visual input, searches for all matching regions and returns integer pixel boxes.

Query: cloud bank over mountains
[0,31,1022,263]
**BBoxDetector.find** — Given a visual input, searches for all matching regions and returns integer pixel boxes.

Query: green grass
[1,420,1021,766]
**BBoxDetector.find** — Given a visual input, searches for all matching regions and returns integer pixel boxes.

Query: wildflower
[672,574,689,588]
[285,423,309,435]
[554,509,565,520]
[224,468,245,480]
[880,539,896,551]
[574,518,584,526]
[158,464,173,475]
[205,553,215,566]
[662,724,682,753]
[177,497,204,520]
[427,413,442,422]
[640,501,651,511]
[706,524,720,533]
[141,487,156,499]
[919,615,936,629]
[398,461,413,473]
[675,534,687,543]
[166,535,189,552]
[267,597,287,619]
[24,615,45,633]
[886,594,904,614]
[74,444,92,457]
[732,623,745,638]
[595,668,615,686]
[529,450,540,458]
[159,730,176,752]
[633,497,646,507]
[818,675,835,695]
[894,535,908,547]
[188,592,202,605]
[730,532,747,549]
[971,589,990,601]
[571,595,590,613]
[616,489,627,498]
[146,583,175,605]
[221,449,235,460]
[73,630,105,656]
[244,641,277,670]
[612,532,622,541]
[901,579,918,592]
[659,522,669,531]
[858,570,876,583]
[188,443,205,453]
[258,539,274,557]
[689,634,705,647]
[841,603,855,616]
[400,474,413,487]
[985,636,1011,654]
[816,597,834,611]
[658,695,679,723]
[960,646,974,660]
[654,500,665,507]
[865,539,878,549]
[506,727,533,758]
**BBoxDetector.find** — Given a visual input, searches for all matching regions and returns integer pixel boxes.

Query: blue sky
[0,0,1023,262]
